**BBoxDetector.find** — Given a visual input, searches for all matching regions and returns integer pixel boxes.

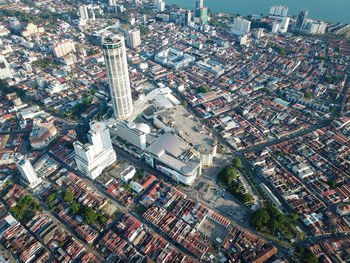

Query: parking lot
[106,159,129,179]
[202,185,249,224]
[198,217,231,245]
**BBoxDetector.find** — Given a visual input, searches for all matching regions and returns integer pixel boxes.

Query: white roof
[135,123,151,134]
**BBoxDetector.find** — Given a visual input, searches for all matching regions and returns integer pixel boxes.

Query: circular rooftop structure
[102,35,124,48]
[135,123,151,134]
[90,122,106,133]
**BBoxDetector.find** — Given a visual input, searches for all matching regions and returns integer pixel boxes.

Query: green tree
[82,206,98,225]
[295,246,319,263]
[198,86,209,93]
[290,212,299,221]
[22,195,33,205]
[70,201,80,215]
[327,179,336,189]
[304,91,312,99]
[181,101,188,107]
[268,218,279,233]
[139,25,150,36]
[304,252,318,263]
[218,166,237,185]
[232,157,242,168]
[251,208,270,230]
[98,214,107,224]
[325,76,334,84]
[242,194,253,203]
[46,193,57,203]
[62,190,74,203]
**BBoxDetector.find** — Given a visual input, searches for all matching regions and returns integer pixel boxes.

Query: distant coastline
[166,0,349,24]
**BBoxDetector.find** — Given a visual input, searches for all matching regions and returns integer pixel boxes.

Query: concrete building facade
[102,35,133,119]
[74,122,117,180]
[16,159,42,189]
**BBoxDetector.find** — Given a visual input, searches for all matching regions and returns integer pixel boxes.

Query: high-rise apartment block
[296,9,308,31]
[78,5,96,21]
[16,159,42,189]
[109,0,117,6]
[155,0,165,12]
[74,122,117,180]
[102,35,133,119]
[231,18,251,35]
[126,29,141,49]
[195,7,208,26]
[269,5,288,18]
[53,39,76,58]
[9,17,21,31]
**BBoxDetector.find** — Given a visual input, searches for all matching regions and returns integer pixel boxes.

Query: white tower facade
[16,159,42,189]
[102,35,133,119]
[269,6,288,17]
[280,16,290,33]
[74,122,117,180]
[9,17,21,31]
[126,29,141,49]
[232,18,251,35]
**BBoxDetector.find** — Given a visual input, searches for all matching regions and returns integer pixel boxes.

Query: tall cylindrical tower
[102,35,133,119]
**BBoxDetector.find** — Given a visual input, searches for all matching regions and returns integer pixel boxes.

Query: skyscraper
[193,0,203,12]
[126,29,141,49]
[102,35,133,119]
[9,17,21,31]
[74,122,117,180]
[296,9,308,31]
[156,0,165,11]
[78,5,96,21]
[185,10,192,26]
[195,7,208,25]
[16,158,42,189]
[231,17,251,35]
[269,5,288,18]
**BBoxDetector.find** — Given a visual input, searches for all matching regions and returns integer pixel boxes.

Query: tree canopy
[250,205,286,233]
[232,157,242,168]
[295,246,319,263]
[62,190,74,203]
[218,166,237,185]
[82,206,98,225]
[198,86,210,93]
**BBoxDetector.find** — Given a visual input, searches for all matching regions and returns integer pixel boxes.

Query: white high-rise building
[126,29,141,49]
[53,39,76,58]
[156,0,165,11]
[269,5,288,18]
[254,28,264,39]
[280,16,290,33]
[79,5,89,20]
[305,20,327,34]
[271,22,280,33]
[9,17,21,31]
[102,35,133,119]
[231,18,251,35]
[185,10,192,26]
[0,55,13,80]
[109,0,117,6]
[134,0,141,6]
[78,5,95,21]
[16,159,42,189]
[74,122,117,180]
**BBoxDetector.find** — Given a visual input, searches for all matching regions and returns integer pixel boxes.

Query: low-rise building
[145,132,202,186]
[30,119,57,149]
[155,48,194,70]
